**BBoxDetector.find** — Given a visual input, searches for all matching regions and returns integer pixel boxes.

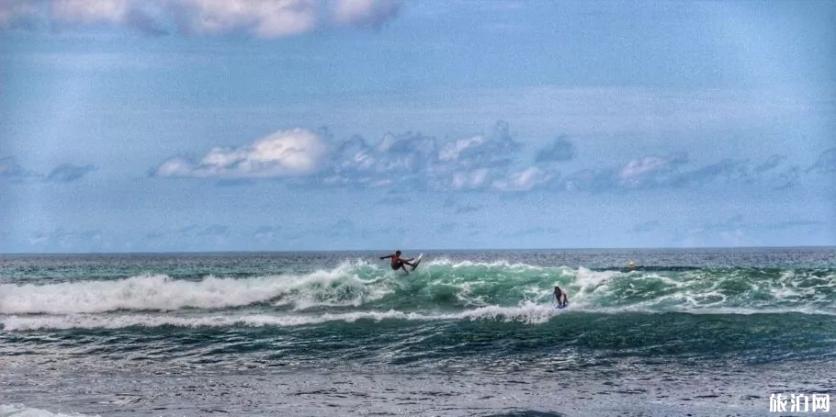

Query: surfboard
[410,254,423,271]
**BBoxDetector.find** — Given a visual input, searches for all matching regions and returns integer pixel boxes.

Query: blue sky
[1,0,834,252]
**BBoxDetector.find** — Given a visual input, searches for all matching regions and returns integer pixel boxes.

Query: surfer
[380,250,418,274]
[553,286,569,309]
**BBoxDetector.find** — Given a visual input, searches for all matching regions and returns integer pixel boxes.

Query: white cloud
[450,168,489,190]
[154,128,328,178]
[322,121,521,190]
[331,0,400,28]
[438,136,486,162]
[618,154,685,187]
[177,0,318,38]
[0,0,401,37]
[51,0,130,24]
[492,167,554,191]
[0,0,37,27]
[620,156,669,182]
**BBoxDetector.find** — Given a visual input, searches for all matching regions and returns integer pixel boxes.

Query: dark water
[1,248,835,416]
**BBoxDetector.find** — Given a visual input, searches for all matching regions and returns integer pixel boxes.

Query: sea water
[1,248,834,416]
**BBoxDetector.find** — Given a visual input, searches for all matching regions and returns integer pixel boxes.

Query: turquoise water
[1,248,835,416]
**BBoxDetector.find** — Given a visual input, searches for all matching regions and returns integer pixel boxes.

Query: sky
[0,0,834,253]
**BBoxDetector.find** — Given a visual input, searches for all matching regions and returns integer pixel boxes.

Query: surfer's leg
[399,264,409,274]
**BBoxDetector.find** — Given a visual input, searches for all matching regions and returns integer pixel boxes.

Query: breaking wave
[1,260,833,318]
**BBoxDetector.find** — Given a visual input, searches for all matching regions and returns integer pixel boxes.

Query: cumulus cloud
[51,0,131,24]
[492,166,555,191]
[153,128,328,178]
[617,154,687,187]
[152,123,819,194]
[175,0,318,38]
[558,153,801,192]
[0,0,401,37]
[331,0,399,28]
[0,0,37,27]
[535,136,575,162]
[46,163,96,182]
[321,121,521,191]
[324,131,438,188]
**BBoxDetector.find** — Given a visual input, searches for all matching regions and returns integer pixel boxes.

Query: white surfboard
[411,254,423,270]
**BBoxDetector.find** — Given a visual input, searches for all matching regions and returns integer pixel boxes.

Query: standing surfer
[380,250,419,274]
[554,286,569,309]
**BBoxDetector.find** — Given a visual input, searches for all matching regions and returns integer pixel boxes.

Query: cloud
[153,128,328,178]
[618,154,687,188]
[808,147,836,174]
[152,122,822,195]
[52,0,133,25]
[0,156,32,181]
[559,153,801,192]
[535,136,575,163]
[174,0,318,38]
[331,0,399,28]
[2,157,98,184]
[0,0,401,37]
[668,159,750,187]
[322,121,522,191]
[324,131,438,188]
[46,163,96,182]
[754,154,785,173]
[562,168,616,192]
[492,166,555,191]
[0,0,37,27]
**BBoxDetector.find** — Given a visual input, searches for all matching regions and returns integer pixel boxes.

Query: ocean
[1,248,834,416]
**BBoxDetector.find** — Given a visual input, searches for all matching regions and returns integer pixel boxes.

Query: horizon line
[1,245,834,256]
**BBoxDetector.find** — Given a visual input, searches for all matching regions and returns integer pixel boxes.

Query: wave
[0,303,556,331]
[0,404,97,417]
[5,303,836,331]
[1,260,834,316]
[0,261,392,314]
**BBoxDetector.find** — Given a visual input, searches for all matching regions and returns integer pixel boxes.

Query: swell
[1,259,834,316]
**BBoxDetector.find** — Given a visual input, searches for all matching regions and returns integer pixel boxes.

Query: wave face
[1,249,835,368]
[2,259,834,316]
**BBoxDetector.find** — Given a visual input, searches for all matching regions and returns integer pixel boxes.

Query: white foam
[425,258,545,270]
[0,302,561,331]
[0,404,98,417]
[0,261,391,314]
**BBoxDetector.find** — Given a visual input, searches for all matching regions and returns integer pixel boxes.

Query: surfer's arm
[380,254,393,259]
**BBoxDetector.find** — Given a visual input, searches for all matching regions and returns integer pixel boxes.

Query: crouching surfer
[380,250,417,274]
[553,286,569,309]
